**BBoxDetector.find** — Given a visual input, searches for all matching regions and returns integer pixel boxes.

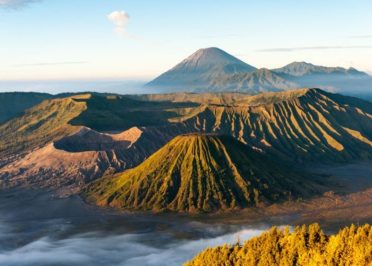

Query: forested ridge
[185,223,371,266]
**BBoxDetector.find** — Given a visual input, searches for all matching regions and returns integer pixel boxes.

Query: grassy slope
[0,94,89,158]
[0,92,53,124]
[83,135,323,213]
[0,93,198,160]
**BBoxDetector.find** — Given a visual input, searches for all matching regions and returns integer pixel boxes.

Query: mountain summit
[171,47,255,71]
[147,47,256,92]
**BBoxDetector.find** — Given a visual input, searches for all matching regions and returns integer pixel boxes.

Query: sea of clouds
[0,221,266,266]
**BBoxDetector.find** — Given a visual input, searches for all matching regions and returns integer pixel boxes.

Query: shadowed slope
[0,94,89,160]
[84,135,322,213]
[0,92,54,124]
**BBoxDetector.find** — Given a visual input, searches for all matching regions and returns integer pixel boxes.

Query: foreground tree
[185,223,371,266]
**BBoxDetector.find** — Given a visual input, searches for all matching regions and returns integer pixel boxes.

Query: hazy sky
[1,0,372,82]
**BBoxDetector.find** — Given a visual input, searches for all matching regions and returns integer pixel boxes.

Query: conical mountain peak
[147,47,256,91]
[84,134,320,213]
[179,47,250,68]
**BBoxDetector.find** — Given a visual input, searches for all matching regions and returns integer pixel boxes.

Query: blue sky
[1,0,372,85]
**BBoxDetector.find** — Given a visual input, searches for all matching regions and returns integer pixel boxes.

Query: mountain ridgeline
[146,47,372,95]
[0,88,371,196]
[0,92,54,123]
[83,135,323,212]
[136,88,372,162]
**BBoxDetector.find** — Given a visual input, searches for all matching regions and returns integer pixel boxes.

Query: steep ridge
[133,88,372,162]
[0,92,54,124]
[83,134,323,212]
[0,94,90,162]
[0,93,197,162]
[178,89,372,162]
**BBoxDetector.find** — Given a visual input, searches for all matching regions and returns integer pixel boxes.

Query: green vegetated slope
[0,94,89,158]
[185,223,372,266]
[0,92,53,123]
[83,134,324,213]
[0,93,197,160]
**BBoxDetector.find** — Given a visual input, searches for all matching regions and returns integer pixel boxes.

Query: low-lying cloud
[108,10,130,37]
[0,224,266,266]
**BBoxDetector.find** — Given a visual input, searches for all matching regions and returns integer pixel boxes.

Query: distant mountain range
[146,47,372,95]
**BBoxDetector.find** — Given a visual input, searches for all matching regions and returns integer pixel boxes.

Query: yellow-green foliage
[83,135,321,213]
[185,223,372,266]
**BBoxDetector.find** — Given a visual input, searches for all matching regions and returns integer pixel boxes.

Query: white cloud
[107,10,130,37]
[0,0,39,8]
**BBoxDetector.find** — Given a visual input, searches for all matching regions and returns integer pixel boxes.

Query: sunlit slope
[0,94,89,159]
[84,135,322,212]
[0,92,53,124]
[178,88,372,162]
[0,93,197,160]
[185,223,372,266]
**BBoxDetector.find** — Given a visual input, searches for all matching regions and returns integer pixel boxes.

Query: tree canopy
[185,223,371,266]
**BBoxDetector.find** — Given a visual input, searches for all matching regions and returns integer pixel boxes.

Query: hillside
[0,94,89,160]
[0,92,53,123]
[0,88,371,194]
[0,93,196,193]
[136,88,372,162]
[83,134,323,213]
[185,223,372,266]
[0,93,196,159]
